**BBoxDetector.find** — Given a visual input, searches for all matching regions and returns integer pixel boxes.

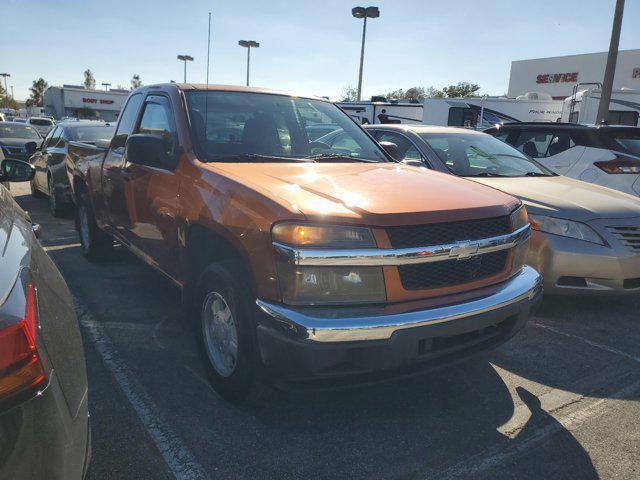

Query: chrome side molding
[274,224,530,267]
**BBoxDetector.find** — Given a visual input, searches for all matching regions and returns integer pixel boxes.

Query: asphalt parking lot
[9,181,640,480]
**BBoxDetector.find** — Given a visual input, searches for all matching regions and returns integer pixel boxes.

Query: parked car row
[2,83,639,478]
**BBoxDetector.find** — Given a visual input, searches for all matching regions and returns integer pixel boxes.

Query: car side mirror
[1,159,36,182]
[25,142,37,154]
[378,141,399,160]
[402,158,426,168]
[125,134,171,169]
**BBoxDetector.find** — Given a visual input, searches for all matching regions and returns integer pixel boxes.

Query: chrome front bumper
[257,265,542,343]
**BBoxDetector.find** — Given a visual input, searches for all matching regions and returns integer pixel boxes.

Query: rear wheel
[195,261,270,405]
[48,176,70,218]
[76,192,112,261]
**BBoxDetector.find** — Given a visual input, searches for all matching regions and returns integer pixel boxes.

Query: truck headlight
[272,223,386,306]
[529,215,605,245]
[510,205,529,231]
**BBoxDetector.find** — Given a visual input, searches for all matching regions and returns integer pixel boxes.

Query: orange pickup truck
[71,84,541,403]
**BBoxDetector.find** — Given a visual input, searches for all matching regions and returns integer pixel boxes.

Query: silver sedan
[348,124,640,295]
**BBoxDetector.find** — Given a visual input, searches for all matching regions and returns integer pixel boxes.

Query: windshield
[0,124,41,139]
[600,130,640,157]
[185,91,388,162]
[419,132,554,177]
[69,125,115,144]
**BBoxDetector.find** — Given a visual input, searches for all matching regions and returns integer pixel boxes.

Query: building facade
[508,49,640,99]
[43,85,129,121]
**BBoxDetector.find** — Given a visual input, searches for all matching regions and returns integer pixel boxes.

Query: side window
[448,107,477,128]
[606,110,639,127]
[41,126,58,149]
[547,133,576,156]
[112,93,143,150]
[512,130,554,158]
[136,95,177,165]
[376,131,424,163]
[492,131,510,143]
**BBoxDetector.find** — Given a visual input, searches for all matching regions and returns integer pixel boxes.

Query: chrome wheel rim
[201,291,238,377]
[79,205,90,250]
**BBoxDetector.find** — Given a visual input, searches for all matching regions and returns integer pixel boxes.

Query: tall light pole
[238,40,259,86]
[597,0,625,124]
[0,73,10,95]
[10,86,14,99]
[177,54,194,83]
[101,82,111,91]
[352,6,379,101]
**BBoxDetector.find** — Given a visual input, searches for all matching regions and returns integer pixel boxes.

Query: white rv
[336,101,423,125]
[422,93,563,129]
[561,88,640,126]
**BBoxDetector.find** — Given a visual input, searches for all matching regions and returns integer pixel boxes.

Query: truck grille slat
[607,226,640,252]
[397,250,509,290]
[387,216,511,249]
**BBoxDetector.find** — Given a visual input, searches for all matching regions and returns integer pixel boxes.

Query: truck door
[101,93,144,240]
[119,94,180,279]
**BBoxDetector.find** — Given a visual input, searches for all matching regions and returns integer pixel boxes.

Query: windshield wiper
[206,153,314,163]
[524,171,552,177]
[467,172,508,177]
[307,153,379,163]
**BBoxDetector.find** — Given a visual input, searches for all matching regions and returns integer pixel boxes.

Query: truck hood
[208,162,518,225]
[471,175,640,222]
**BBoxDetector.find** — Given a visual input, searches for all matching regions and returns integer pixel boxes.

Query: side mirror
[125,134,171,169]
[25,142,37,154]
[379,141,399,160]
[402,158,426,168]
[1,159,36,182]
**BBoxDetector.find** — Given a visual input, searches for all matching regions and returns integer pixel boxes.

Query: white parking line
[531,322,640,363]
[434,377,640,480]
[75,299,210,480]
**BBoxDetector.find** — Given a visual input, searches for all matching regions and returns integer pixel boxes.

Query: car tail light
[0,283,46,400]
[594,155,640,174]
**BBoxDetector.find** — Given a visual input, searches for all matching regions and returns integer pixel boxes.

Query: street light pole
[238,40,259,86]
[101,82,111,91]
[177,54,194,83]
[597,0,625,124]
[352,6,379,101]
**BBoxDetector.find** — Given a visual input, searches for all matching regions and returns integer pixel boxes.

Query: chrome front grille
[607,225,640,252]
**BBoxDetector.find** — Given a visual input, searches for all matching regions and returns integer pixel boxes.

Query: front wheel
[76,192,112,261]
[30,179,45,198]
[195,261,270,405]
[49,178,71,218]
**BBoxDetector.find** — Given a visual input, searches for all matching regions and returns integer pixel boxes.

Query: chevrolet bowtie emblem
[448,241,480,260]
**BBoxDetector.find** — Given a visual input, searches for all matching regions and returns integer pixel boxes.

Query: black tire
[48,176,71,218]
[30,179,45,198]
[195,260,271,405]
[76,191,113,261]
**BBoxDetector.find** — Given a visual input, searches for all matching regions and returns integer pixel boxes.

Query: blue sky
[2,0,639,101]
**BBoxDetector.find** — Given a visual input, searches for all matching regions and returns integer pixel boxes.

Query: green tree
[83,69,96,90]
[426,86,445,98]
[442,82,480,98]
[131,74,142,90]
[341,85,358,101]
[0,84,17,109]
[29,78,48,107]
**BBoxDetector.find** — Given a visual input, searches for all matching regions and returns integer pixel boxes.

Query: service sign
[63,89,127,111]
[536,72,579,84]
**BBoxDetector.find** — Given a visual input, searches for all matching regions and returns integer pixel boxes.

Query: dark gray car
[0,159,90,479]
[29,122,115,217]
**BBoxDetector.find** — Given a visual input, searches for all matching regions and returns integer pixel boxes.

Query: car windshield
[0,124,41,139]
[185,91,388,162]
[419,132,554,177]
[600,130,640,157]
[68,125,116,144]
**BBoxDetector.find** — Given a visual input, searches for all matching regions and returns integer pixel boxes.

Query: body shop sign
[82,97,115,105]
[536,72,578,84]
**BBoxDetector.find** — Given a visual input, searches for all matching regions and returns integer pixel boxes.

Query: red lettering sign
[82,97,98,103]
[536,72,578,84]
[100,99,114,104]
